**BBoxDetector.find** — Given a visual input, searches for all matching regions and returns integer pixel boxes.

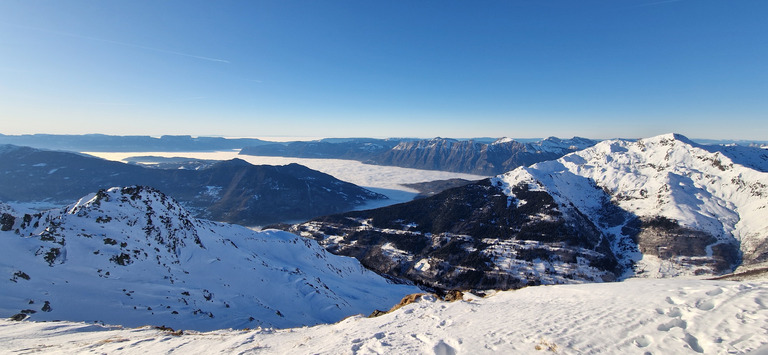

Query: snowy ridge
[527,136,596,154]
[495,133,768,277]
[0,186,420,331]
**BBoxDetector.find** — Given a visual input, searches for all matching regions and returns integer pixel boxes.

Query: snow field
[1,279,766,354]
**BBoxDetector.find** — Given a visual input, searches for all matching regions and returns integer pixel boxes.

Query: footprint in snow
[657,318,687,332]
[695,299,715,311]
[666,307,682,317]
[633,335,652,348]
[705,287,723,296]
[755,297,767,310]
[683,332,705,353]
[433,340,457,355]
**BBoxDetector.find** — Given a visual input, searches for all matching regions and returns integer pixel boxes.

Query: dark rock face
[283,179,622,291]
[240,137,597,175]
[376,139,497,174]
[0,145,385,226]
[626,216,741,274]
[374,138,593,175]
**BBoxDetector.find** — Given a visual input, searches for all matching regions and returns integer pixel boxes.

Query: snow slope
[494,133,768,278]
[0,186,420,331]
[1,279,766,354]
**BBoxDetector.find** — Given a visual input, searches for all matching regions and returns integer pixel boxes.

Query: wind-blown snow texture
[495,133,768,277]
[1,279,766,354]
[0,186,419,331]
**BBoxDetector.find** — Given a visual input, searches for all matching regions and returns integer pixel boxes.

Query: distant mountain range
[0,134,270,152]
[240,137,598,175]
[0,187,419,330]
[0,145,385,225]
[280,134,768,290]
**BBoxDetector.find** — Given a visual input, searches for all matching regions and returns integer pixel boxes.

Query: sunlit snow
[1,279,765,354]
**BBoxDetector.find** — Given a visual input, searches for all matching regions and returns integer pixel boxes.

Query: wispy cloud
[2,22,230,64]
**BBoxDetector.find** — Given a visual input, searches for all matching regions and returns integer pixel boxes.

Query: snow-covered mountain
[496,133,768,277]
[0,186,419,331]
[285,134,768,289]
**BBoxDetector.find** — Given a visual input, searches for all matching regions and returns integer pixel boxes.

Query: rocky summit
[0,186,419,331]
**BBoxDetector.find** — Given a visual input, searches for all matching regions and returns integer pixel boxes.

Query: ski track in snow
[1,279,766,354]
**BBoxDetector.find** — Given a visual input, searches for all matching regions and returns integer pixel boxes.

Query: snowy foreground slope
[0,186,419,331]
[1,279,766,354]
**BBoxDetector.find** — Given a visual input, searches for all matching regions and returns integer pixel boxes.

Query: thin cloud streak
[2,22,230,64]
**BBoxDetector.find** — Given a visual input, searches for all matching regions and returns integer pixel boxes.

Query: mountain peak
[1,188,420,330]
[642,133,696,146]
[68,186,184,216]
[526,133,768,275]
[492,137,515,145]
[65,186,203,255]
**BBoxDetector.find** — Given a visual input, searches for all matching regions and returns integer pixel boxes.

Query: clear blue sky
[1,0,766,140]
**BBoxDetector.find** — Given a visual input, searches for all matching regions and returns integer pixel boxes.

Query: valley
[3,1,765,352]
[1,133,767,354]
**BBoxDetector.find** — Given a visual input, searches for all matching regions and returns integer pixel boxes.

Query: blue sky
[1,0,766,140]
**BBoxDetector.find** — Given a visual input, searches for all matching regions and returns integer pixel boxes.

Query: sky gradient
[1,0,766,140]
